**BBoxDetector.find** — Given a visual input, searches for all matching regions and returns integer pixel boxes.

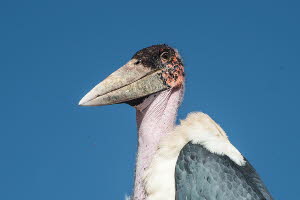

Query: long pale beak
[79,59,169,106]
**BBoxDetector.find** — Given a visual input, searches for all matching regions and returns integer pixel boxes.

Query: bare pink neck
[133,86,184,200]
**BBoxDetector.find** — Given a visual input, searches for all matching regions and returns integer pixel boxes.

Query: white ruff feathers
[144,112,246,200]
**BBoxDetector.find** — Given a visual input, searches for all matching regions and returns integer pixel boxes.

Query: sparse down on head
[78,44,184,107]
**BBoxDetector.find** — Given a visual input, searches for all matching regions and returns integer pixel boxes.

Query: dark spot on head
[160,51,171,62]
[134,60,141,65]
[132,44,182,69]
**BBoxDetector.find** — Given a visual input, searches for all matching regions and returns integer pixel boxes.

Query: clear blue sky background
[0,0,299,199]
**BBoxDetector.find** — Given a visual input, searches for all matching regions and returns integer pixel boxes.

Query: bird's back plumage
[175,142,272,200]
[144,112,272,200]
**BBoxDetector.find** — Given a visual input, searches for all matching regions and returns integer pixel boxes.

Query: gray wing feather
[175,142,273,200]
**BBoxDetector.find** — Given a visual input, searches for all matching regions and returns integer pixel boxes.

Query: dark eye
[160,52,171,62]
[134,60,141,65]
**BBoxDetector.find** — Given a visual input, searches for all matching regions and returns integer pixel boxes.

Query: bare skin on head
[79,44,185,200]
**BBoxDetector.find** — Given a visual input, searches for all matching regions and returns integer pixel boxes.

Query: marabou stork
[79,44,273,200]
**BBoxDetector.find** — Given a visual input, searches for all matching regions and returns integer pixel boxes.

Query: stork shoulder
[177,112,245,166]
[144,112,245,200]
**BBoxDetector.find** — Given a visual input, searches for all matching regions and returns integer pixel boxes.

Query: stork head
[79,44,184,107]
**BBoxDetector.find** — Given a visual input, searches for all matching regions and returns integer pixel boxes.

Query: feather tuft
[144,112,245,200]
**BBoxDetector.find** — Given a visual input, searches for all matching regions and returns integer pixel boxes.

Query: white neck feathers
[144,112,245,200]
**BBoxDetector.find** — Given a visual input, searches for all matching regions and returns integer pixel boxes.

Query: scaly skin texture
[133,86,184,200]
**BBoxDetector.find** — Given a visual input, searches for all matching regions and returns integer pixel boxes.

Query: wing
[175,142,273,200]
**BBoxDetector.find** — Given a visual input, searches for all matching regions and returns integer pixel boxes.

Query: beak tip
[78,96,90,106]
[79,92,100,106]
[78,100,85,106]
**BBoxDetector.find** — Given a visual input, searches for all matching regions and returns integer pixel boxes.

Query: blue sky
[0,0,299,199]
